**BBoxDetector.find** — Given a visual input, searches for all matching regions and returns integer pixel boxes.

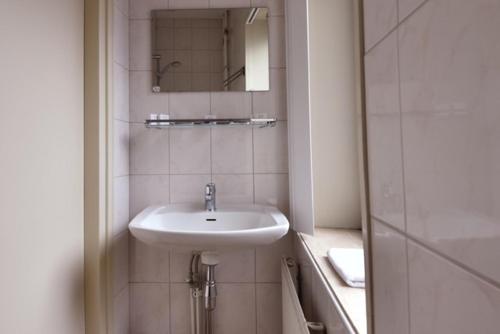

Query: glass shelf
[144,118,277,129]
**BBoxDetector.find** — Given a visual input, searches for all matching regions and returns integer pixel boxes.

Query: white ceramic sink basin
[129,204,289,249]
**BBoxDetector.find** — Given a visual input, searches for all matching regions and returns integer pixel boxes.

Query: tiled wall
[112,0,131,333]
[128,0,290,333]
[364,0,500,333]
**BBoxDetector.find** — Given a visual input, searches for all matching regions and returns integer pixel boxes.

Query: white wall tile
[408,241,500,334]
[211,92,252,118]
[256,283,282,334]
[170,283,191,334]
[256,232,292,282]
[113,287,130,334]
[113,6,129,68]
[254,173,289,216]
[169,92,210,118]
[130,19,151,71]
[113,62,129,122]
[363,0,398,51]
[130,123,170,174]
[111,232,129,296]
[114,0,129,16]
[130,175,170,217]
[170,174,211,204]
[212,127,253,174]
[212,174,254,204]
[216,249,256,283]
[398,0,427,21]
[251,0,284,17]
[268,16,286,68]
[399,0,500,283]
[169,0,209,9]
[130,283,170,334]
[130,237,170,282]
[252,68,287,120]
[213,284,256,334]
[365,0,500,332]
[113,120,129,177]
[130,0,167,19]
[130,71,169,122]
[113,176,130,236]
[170,128,211,174]
[372,220,409,334]
[365,31,405,231]
[170,250,193,282]
[254,121,288,173]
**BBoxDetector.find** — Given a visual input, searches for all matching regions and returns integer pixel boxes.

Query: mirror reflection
[151,8,270,93]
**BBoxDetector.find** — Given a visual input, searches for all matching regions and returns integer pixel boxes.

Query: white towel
[327,248,365,288]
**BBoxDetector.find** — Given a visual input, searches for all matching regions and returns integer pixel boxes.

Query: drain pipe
[188,253,202,334]
[201,251,219,334]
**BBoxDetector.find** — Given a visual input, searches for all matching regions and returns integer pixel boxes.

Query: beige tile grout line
[375,217,500,292]
[165,2,172,331]
[364,0,430,55]
[251,83,259,334]
[394,0,412,331]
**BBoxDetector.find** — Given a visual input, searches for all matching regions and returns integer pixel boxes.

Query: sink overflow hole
[206,218,217,222]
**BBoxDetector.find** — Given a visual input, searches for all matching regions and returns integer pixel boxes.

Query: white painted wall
[309,0,361,228]
[285,0,315,235]
[0,1,85,333]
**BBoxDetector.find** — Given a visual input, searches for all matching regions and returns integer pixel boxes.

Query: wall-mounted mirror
[151,8,270,93]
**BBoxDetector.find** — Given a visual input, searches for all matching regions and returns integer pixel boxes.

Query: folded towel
[327,248,365,288]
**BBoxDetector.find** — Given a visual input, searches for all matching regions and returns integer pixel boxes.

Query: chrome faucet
[205,183,216,211]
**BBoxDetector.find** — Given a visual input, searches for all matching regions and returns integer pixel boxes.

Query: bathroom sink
[129,204,290,249]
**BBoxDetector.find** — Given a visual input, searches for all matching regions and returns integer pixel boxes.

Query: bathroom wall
[128,0,290,333]
[0,0,85,333]
[112,0,131,333]
[364,0,500,333]
[308,0,361,229]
